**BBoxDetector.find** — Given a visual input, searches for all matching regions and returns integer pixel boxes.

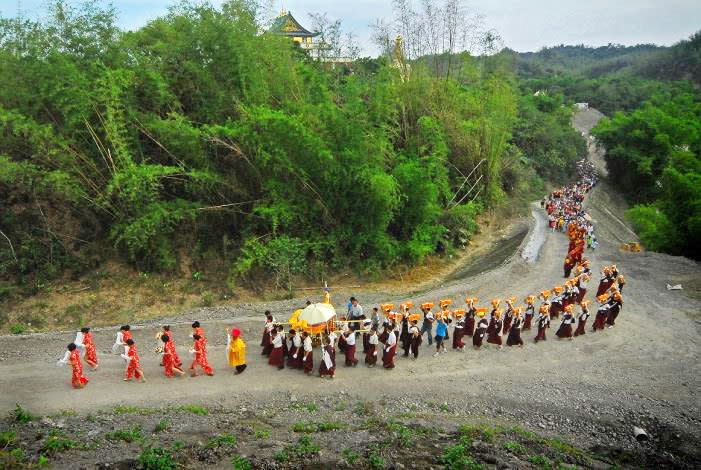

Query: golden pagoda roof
[270,11,319,38]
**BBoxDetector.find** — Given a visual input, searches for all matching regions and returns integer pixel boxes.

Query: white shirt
[345,333,356,346]
[272,334,282,348]
[409,326,419,335]
[369,333,379,345]
[303,336,313,352]
[292,335,302,347]
[349,304,363,318]
[385,331,396,350]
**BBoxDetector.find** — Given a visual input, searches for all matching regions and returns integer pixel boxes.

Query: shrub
[440,443,484,470]
[205,434,237,448]
[178,405,208,415]
[11,404,34,423]
[138,447,177,470]
[105,427,142,443]
[10,324,25,335]
[232,456,252,470]
[43,436,76,455]
[154,420,168,433]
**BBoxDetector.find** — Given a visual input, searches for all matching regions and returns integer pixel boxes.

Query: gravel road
[1,109,699,468]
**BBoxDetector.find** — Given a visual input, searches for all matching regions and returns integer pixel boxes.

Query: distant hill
[510,31,701,85]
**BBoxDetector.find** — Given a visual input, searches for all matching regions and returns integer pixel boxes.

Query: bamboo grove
[0,1,586,294]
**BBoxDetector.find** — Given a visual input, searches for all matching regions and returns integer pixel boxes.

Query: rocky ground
[0,109,699,469]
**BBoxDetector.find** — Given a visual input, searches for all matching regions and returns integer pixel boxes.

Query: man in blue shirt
[433,316,448,357]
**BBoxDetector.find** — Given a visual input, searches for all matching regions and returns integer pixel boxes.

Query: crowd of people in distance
[543,159,599,251]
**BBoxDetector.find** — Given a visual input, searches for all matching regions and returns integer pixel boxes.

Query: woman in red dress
[67,343,88,389]
[122,339,146,382]
[190,335,214,376]
[161,335,185,378]
[81,327,98,369]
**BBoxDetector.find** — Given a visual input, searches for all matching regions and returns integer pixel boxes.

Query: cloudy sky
[2,0,700,55]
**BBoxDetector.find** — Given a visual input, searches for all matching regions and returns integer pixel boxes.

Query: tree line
[0,0,585,299]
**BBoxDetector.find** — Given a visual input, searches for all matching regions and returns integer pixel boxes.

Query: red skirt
[593,312,607,331]
[319,358,335,377]
[71,367,88,388]
[261,329,269,347]
[85,344,98,365]
[365,345,377,365]
[556,323,572,339]
[464,318,475,337]
[523,315,533,331]
[506,329,523,346]
[487,333,502,345]
[452,329,464,349]
[550,303,562,319]
[502,318,512,335]
[268,347,285,368]
[596,280,613,297]
[163,354,179,377]
[287,346,302,368]
[338,336,346,353]
[382,345,396,369]
[362,333,370,353]
[535,326,547,342]
[410,337,421,357]
[473,329,486,347]
[345,344,358,366]
[303,352,314,373]
[577,288,587,303]
[574,319,587,336]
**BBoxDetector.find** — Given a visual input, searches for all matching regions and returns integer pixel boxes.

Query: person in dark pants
[419,304,434,346]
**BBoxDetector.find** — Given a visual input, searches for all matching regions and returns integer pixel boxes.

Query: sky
[2,0,700,55]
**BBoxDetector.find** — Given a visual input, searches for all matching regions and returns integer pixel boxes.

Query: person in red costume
[122,339,146,382]
[60,343,88,389]
[161,335,185,378]
[190,334,214,376]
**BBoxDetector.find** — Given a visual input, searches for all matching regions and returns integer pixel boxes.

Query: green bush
[10,324,25,335]
[11,404,34,423]
[138,447,176,470]
[231,456,252,470]
[105,427,142,443]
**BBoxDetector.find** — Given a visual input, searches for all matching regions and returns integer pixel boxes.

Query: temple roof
[269,11,319,38]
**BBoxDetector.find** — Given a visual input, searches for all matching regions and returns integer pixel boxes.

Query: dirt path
[1,109,700,466]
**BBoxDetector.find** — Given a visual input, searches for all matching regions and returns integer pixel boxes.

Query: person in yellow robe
[226,328,246,374]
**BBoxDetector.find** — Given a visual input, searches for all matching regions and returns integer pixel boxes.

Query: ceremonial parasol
[298,303,336,326]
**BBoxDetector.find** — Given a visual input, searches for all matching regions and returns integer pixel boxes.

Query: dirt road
[1,108,700,467]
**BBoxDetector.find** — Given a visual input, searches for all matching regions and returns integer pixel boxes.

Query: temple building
[269,10,319,52]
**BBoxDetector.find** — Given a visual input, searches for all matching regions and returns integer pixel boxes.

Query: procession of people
[57,156,626,388]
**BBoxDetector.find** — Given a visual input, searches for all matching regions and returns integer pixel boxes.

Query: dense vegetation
[0,0,585,299]
[513,34,701,259]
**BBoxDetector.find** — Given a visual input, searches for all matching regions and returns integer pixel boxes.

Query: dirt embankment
[0,108,700,469]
